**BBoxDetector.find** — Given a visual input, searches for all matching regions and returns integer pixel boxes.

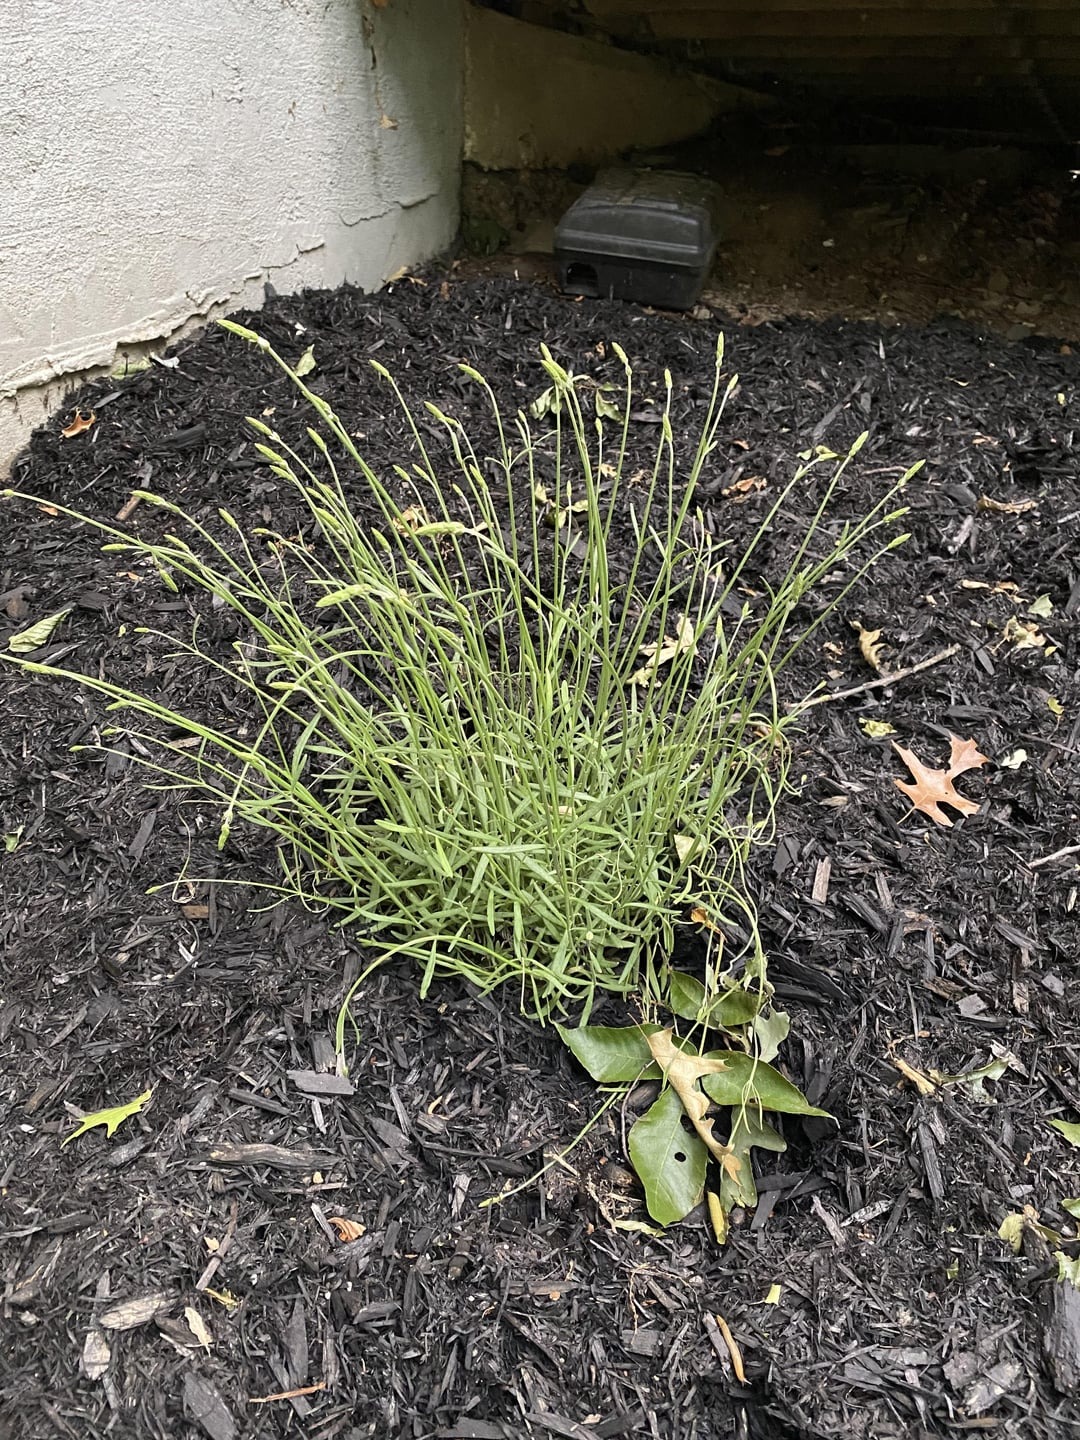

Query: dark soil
[2,268,1080,1440]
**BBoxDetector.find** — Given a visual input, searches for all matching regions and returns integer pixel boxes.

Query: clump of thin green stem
[2,326,911,1031]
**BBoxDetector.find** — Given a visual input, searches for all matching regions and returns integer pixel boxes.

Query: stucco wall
[0,0,463,472]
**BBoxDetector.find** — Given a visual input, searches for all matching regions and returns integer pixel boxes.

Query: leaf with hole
[628,1084,708,1226]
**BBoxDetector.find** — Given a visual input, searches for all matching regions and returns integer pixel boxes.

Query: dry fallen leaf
[1003,615,1048,651]
[892,1055,937,1097]
[947,735,990,775]
[184,1306,212,1350]
[251,1381,328,1405]
[61,409,96,439]
[327,1216,366,1243]
[893,736,988,827]
[392,504,431,533]
[645,1030,739,1180]
[690,905,725,941]
[630,614,696,687]
[721,475,766,502]
[713,1313,747,1382]
[977,495,1037,515]
[852,620,887,674]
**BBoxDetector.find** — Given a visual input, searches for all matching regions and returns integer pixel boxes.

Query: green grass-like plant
[4,327,909,1038]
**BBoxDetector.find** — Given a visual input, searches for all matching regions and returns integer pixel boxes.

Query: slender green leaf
[1050,1119,1080,1147]
[628,1085,707,1225]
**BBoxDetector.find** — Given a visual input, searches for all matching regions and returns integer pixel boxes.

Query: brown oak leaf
[893,735,988,827]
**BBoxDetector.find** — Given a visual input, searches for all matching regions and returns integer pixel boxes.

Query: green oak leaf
[719,1110,787,1212]
[63,1088,153,1147]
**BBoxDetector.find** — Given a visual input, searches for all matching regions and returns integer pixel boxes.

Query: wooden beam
[659,34,1080,59]
[584,0,1071,11]
[642,10,1080,38]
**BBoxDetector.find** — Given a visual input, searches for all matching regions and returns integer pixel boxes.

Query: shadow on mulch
[2,269,1079,1440]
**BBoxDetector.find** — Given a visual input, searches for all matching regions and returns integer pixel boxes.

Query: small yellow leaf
[673,834,703,864]
[859,718,896,738]
[294,345,316,377]
[629,615,696,687]
[184,1307,212,1350]
[706,1189,728,1244]
[690,905,724,939]
[1048,696,1064,717]
[998,1211,1027,1253]
[893,1056,937,1096]
[764,1283,782,1305]
[63,1088,152,1147]
[713,1313,746,1382]
[203,1288,240,1311]
[1028,594,1054,619]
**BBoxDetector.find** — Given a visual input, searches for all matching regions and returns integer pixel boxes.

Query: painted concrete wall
[464,4,769,172]
[0,0,464,472]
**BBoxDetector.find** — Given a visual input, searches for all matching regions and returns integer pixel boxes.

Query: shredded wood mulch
[2,269,1079,1440]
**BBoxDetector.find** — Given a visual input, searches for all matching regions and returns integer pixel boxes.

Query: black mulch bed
[2,269,1080,1440]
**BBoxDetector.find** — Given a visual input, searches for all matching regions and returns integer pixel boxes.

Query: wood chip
[287,1069,355,1097]
[208,1143,339,1170]
[183,1372,237,1440]
[99,1292,172,1330]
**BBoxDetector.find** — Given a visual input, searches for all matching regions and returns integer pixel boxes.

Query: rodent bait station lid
[555,168,722,312]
